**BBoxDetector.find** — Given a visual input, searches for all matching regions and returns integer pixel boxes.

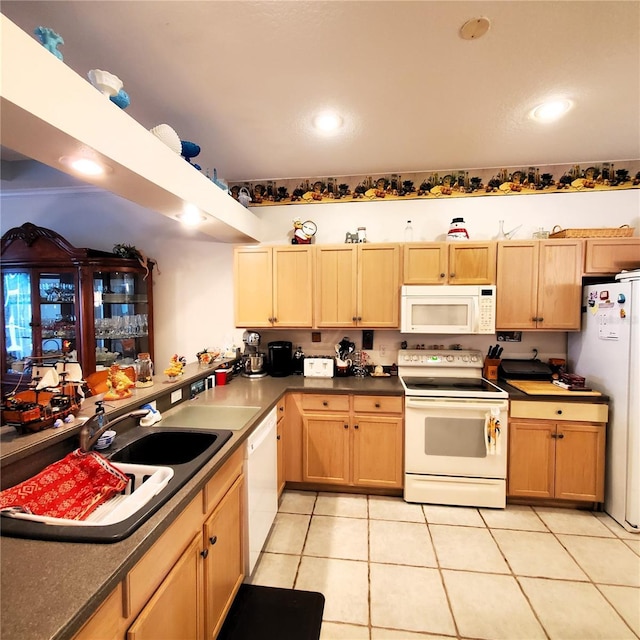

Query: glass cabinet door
[2,270,78,375]
[93,270,150,368]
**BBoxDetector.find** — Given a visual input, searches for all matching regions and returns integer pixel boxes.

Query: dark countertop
[0,368,403,640]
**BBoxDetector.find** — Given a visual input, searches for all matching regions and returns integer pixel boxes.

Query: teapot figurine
[238,187,252,208]
[447,217,469,241]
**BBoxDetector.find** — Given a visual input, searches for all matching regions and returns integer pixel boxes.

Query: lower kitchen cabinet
[73,448,245,640]
[299,393,404,489]
[507,401,607,502]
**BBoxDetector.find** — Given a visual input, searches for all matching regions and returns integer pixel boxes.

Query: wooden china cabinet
[1,222,154,392]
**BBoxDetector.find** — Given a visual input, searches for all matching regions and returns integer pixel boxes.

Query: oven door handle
[405,398,509,411]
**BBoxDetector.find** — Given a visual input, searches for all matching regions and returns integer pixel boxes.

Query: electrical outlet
[170,389,182,404]
[379,343,388,357]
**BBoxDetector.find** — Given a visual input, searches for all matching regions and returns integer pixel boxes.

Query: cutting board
[505,379,602,396]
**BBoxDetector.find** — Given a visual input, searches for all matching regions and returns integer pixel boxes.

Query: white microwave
[401,285,496,334]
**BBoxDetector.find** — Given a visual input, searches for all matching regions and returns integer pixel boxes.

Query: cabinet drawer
[301,394,350,412]
[203,446,244,515]
[353,395,403,414]
[510,401,608,423]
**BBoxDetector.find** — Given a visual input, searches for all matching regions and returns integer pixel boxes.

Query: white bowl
[149,124,182,154]
[87,69,123,97]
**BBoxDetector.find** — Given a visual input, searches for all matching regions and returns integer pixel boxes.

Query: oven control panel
[398,349,483,367]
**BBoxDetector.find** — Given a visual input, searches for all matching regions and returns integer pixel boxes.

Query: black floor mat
[217,584,325,640]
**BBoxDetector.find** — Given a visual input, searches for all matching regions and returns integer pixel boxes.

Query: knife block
[483,358,501,381]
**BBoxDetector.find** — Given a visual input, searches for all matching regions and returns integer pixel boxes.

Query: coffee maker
[241,330,267,378]
[268,341,292,377]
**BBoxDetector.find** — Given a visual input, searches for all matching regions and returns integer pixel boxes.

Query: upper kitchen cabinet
[496,240,583,331]
[583,238,640,275]
[1,223,154,388]
[316,244,401,328]
[234,246,313,328]
[0,15,262,243]
[403,242,496,285]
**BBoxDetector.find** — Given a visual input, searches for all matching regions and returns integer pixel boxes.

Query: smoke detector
[460,17,491,40]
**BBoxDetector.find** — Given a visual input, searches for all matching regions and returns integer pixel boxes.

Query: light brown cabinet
[233,245,313,328]
[583,238,640,275]
[315,243,401,328]
[508,401,607,502]
[276,397,286,497]
[73,448,245,640]
[496,239,583,330]
[300,394,403,489]
[403,242,496,284]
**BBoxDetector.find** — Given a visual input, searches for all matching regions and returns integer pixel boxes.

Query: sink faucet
[79,401,150,452]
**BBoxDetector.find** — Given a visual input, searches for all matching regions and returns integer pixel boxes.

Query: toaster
[303,357,334,378]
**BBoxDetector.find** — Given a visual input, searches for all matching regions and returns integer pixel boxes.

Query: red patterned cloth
[0,449,129,520]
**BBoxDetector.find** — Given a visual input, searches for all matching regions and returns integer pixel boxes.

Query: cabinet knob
[277,434,281,440]
[209,535,218,546]
[279,405,284,412]
[556,409,563,415]
[450,273,455,278]
[375,403,381,408]
[344,424,348,429]
[273,317,277,323]
[358,316,362,321]
[323,401,328,407]
[354,424,359,429]
[557,433,565,439]
[200,549,209,559]
[352,316,358,322]
[440,273,446,278]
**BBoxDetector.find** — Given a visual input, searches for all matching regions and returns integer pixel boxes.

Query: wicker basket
[549,225,634,238]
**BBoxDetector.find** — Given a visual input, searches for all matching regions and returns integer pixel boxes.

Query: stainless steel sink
[160,404,261,431]
[0,427,232,543]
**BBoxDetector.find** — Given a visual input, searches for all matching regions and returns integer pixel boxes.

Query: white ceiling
[1,1,639,185]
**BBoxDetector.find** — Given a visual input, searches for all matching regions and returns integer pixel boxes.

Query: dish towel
[0,449,129,520]
[485,408,502,456]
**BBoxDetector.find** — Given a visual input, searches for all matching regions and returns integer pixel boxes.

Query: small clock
[302,220,317,237]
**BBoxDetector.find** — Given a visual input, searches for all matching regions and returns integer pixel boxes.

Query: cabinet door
[234,247,273,327]
[508,420,555,498]
[91,268,152,372]
[448,242,497,284]
[272,246,313,327]
[352,416,403,488]
[536,240,583,330]
[204,475,244,640]
[584,238,640,275]
[277,414,285,497]
[127,534,204,640]
[315,246,358,327]
[358,244,401,327]
[554,422,605,502]
[496,242,539,330]
[402,243,447,284]
[303,414,350,484]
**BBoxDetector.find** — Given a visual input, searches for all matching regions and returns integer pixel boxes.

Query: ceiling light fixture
[531,99,572,122]
[460,17,491,40]
[313,111,343,134]
[59,154,110,176]
[177,204,206,227]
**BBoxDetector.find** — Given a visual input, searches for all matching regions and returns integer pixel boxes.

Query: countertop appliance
[244,407,278,575]
[304,356,334,378]
[401,285,496,334]
[399,349,509,508]
[568,271,640,533]
[498,359,553,380]
[267,341,292,377]
[241,330,267,378]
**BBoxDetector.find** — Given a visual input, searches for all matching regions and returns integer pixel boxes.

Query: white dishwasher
[244,406,278,575]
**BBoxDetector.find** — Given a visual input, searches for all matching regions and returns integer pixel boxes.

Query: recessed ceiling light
[59,154,109,176]
[460,17,491,40]
[531,99,572,122]
[178,204,206,226]
[313,111,343,133]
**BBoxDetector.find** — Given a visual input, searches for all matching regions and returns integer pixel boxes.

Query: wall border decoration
[228,160,640,207]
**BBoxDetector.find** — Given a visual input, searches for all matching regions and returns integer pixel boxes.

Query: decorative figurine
[238,187,252,207]
[110,89,130,109]
[34,26,64,60]
[291,218,317,244]
[181,141,201,171]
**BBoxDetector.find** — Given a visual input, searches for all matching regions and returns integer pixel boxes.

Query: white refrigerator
[567,270,640,533]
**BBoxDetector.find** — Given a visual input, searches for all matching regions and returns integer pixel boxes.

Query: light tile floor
[247,491,640,640]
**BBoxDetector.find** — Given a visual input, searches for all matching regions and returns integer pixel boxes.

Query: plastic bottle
[404,220,413,241]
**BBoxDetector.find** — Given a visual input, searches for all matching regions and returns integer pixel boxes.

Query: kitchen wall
[1,186,638,371]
